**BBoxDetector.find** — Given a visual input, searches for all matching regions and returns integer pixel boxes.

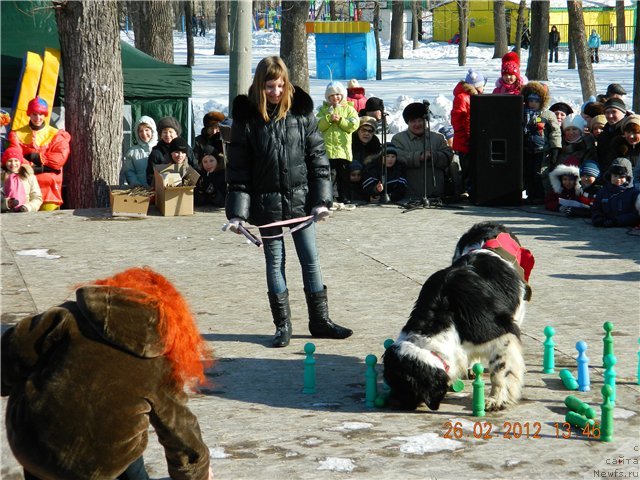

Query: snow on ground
[121,27,633,135]
[317,456,357,472]
[390,432,464,454]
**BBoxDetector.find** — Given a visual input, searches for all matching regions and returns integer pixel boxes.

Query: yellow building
[433,1,635,45]
[433,1,529,44]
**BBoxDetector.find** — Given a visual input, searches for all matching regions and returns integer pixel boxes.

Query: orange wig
[91,266,213,389]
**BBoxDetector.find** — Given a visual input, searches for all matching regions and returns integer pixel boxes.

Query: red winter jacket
[347,87,367,113]
[451,81,480,154]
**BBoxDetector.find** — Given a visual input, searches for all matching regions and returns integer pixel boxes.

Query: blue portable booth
[312,22,375,80]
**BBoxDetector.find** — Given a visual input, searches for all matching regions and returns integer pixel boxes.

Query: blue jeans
[261,221,324,295]
[24,456,149,480]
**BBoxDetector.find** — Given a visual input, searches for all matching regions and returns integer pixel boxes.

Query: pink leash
[226,215,315,248]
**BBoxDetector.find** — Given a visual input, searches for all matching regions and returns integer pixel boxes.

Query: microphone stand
[403,99,439,213]
[379,104,390,204]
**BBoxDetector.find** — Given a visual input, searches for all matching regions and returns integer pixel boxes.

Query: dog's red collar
[431,351,450,372]
[483,233,535,282]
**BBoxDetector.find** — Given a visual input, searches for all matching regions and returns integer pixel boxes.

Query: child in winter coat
[591,158,640,228]
[493,52,523,95]
[1,146,42,212]
[557,113,598,170]
[346,79,367,113]
[345,161,367,203]
[123,115,157,186]
[588,29,601,63]
[362,142,407,203]
[452,68,486,195]
[521,82,562,203]
[193,111,225,168]
[351,116,382,167]
[576,161,601,216]
[610,114,640,190]
[194,146,225,207]
[146,116,196,184]
[544,164,584,214]
[317,81,360,203]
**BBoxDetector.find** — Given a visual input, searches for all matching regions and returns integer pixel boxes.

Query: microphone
[422,99,430,108]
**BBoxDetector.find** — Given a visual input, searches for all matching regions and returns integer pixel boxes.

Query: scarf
[4,173,27,210]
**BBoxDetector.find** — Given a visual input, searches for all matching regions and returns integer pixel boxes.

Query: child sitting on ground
[573,161,601,217]
[123,116,157,187]
[345,161,367,203]
[591,158,640,228]
[194,146,226,207]
[146,116,196,184]
[545,164,585,215]
[1,146,42,212]
[362,142,408,203]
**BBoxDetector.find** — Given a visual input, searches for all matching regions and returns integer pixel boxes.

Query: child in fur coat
[545,164,587,216]
[1,146,42,212]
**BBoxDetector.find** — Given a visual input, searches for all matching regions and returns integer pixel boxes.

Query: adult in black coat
[225,56,352,349]
[549,25,560,63]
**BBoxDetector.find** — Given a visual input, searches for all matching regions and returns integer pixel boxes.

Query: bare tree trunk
[55,0,123,209]
[526,0,549,81]
[634,1,639,113]
[568,37,576,69]
[229,0,252,109]
[411,1,419,50]
[457,0,469,66]
[616,0,626,44]
[329,0,336,20]
[567,1,596,101]
[185,1,194,66]
[215,0,230,55]
[130,1,174,63]
[374,0,382,80]
[280,1,309,92]
[514,0,526,58]
[493,0,508,58]
[389,0,404,59]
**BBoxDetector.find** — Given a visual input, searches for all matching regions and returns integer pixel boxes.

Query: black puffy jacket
[225,87,332,226]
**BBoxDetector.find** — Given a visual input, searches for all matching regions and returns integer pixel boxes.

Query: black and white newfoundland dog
[383,222,535,412]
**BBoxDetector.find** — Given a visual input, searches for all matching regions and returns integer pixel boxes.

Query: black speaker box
[470,94,523,206]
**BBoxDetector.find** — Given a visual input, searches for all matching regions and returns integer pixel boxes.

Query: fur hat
[603,98,627,115]
[364,97,384,112]
[325,81,346,102]
[385,142,398,156]
[606,83,626,97]
[583,101,605,118]
[358,116,377,131]
[464,68,486,89]
[169,137,189,153]
[607,157,633,182]
[347,79,361,89]
[562,113,587,132]
[203,111,225,128]
[26,96,49,116]
[621,114,640,132]
[2,146,26,166]
[580,161,600,178]
[521,82,550,109]
[402,102,427,123]
[157,116,182,136]
[549,102,574,116]
[438,125,454,140]
[549,164,580,194]
[501,52,520,76]
[590,115,606,130]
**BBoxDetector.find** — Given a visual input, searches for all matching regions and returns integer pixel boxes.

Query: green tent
[1,1,193,139]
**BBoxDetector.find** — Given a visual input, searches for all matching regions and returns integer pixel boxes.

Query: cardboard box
[153,164,200,216]
[109,186,152,217]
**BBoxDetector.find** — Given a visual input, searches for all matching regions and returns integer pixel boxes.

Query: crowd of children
[3,64,637,230]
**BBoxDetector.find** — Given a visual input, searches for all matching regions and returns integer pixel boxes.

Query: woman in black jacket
[225,56,353,348]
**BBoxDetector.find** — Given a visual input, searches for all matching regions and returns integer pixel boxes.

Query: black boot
[268,290,291,348]
[305,286,353,339]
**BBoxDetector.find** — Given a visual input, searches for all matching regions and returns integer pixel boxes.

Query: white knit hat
[347,79,360,89]
[325,81,347,102]
[562,113,587,132]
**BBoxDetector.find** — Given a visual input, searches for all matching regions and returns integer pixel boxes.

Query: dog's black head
[453,221,519,262]
[383,344,450,411]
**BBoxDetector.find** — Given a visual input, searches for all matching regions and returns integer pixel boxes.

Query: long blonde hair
[249,56,294,122]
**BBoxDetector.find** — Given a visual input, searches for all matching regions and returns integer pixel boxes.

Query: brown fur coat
[1,285,210,480]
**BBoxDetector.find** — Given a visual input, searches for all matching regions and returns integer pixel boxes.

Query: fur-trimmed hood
[521,81,551,109]
[453,81,480,97]
[231,86,315,125]
[549,164,580,194]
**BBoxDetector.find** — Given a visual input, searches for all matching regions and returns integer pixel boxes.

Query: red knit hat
[501,52,520,76]
[2,146,27,166]
[26,96,49,116]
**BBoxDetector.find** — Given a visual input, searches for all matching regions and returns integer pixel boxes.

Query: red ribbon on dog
[483,233,535,282]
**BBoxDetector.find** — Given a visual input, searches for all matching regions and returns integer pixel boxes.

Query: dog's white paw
[485,397,508,412]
